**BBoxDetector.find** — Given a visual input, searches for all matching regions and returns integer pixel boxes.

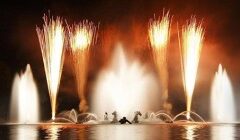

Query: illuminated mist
[36,15,66,120]
[10,64,39,123]
[92,44,160,118]
[179,18,204,118]
[68,21,98,112]
[148,11,172,113]
[210,64,236,122]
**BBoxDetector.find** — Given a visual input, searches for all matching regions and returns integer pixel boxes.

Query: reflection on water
[10,125,37,140]
[212,124,235,140]
[93,125,170,140]
[43,125,62,140]
[179,125,202,140]
[1,123,240,140]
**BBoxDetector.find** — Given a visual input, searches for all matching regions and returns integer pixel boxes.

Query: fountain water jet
[211,65,236,140]
[210,64,236,123]
[68,21,98,112]
[148,11,172,113]
[10,64,39,123]
[55,109,78,123]
[142,110,173,123]
[36,15,66,120]
[92,44,160,118]
[54,109,98,123]
[178,17,204,119]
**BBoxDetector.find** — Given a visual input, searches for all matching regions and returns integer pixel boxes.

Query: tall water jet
[10,64,39,123]
[68,21,98,112]
[148,11,172,113]
[92,44,160,118]
[211,62,235,140]
[210,64,236,122]
[179,17,204,119]
[36,15,66,120]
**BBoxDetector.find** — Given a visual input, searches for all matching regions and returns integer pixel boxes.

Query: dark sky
[0,0,240,121]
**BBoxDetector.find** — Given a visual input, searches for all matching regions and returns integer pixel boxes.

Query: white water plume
[10,64,39,124]
[92,44,160,118]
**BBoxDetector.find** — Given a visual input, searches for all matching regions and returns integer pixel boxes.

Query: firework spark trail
[149,11,172,113]
[36,15,66,120]
[68,20,97,112]
[179,17,204,118]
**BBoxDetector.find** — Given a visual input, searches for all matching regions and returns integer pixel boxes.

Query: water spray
[211,64,236,123]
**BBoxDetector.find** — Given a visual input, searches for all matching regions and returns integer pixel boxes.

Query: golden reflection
[180,125,203,140]
[42,125,62,140]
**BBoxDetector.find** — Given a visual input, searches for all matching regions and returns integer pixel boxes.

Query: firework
[68,20,97,112]
[149,11,172,113]
[179,17,204,118]
[36,15,66,120]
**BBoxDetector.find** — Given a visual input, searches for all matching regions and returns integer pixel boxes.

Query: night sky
[0,0,240,121]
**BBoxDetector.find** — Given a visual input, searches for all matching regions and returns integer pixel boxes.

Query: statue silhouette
[119,117,132,124]
[104,112,108,121]
[111,111,118,123]
[132,111,142,123]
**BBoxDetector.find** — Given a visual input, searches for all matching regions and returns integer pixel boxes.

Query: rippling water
[0,123,240,140]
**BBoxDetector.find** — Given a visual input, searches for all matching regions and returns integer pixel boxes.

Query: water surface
[0,123,239,140]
